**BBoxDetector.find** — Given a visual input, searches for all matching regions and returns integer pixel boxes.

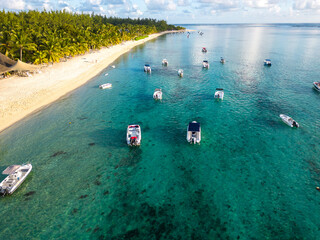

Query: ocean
[1,24,320,239]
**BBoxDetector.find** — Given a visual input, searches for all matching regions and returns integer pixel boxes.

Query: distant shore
[0,30,185,133]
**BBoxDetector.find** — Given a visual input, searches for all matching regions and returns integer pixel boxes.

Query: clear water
[1,24,320,239]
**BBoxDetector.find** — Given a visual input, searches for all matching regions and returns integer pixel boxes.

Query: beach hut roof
[9,60,39,72]
[0,52,16,74]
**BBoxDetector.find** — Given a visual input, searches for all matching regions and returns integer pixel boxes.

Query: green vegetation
[0,10,184,64]
[134,35,148,41]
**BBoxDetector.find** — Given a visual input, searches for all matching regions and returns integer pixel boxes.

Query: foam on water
[1,24,320,239]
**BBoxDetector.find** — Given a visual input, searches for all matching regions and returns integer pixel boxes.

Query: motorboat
[144,64,151,73]
[0,163,32,196]
[220,57,225,64]
[126,125,141,146]
[153,88,162,100]
[203,60,209,69]
[202,47,207,52]
[178,69,184,77]
[111,65,115,68]
[264,59,272,66]
[162,59,168,66]
[187,121,201,144]
[280,114,299,128]
[214,88,224,100]
[313,82,320,92]
[99,83,112,89]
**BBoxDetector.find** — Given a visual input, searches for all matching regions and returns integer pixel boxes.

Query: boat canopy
[145,64,150,67]
[203,60,208,63]
[188,122,200,132]
[155,88,161,92]
[216,88,224,91]
[265,59,271,61]
[2,165,21,175]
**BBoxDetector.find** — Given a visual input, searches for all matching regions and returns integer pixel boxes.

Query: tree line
[0,10,184,64]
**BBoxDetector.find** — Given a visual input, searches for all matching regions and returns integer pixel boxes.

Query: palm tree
[11,29,37,61]
[0,28,13,57]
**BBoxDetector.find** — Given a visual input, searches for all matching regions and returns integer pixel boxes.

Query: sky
[1,0,320,24]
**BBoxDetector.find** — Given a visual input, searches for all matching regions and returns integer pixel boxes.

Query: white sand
[0,31,182,133]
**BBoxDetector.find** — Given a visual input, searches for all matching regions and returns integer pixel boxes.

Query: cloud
[293,0,320,10]
[0,0,26,10]
[198,0,240,11]
[144,0,177,11]
[243,0,280,9]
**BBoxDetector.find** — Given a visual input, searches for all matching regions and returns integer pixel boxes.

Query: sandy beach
[0,31,181,133]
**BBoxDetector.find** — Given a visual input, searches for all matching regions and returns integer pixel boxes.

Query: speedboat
[214,88,224,100]
[264,59,272,66]
[203,60,209,68]
[0,163,32,196]
[153,88,162,100]
[162,59,168,66]
[126,125,141,146]
[178,69,184,77]
[144,64,151,73]
[111,65,115,68]
[280,114,299,128]
[202,47,207,52]
[220,57,225,64]
[313,82,320,92]
[187,121,201,144]
[99,83,112,89]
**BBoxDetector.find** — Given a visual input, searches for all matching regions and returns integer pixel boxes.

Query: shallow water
[1,24,320,239]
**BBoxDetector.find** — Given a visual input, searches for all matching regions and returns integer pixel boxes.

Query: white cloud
[0,0,26,10]
[293,0,320,10]
[145,0,177,11]
[243,0,280,9]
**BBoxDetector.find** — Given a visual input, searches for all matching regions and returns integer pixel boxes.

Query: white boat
[0,163,32,196]
[127,125,141,146]
[187,121,201,144]
[214,88,224,100]
[203,60,209,68]
[162,59,168,66]
[220,57,225,64]
[264,59,272,66]
[111,65,115,68]
[144,64,151,73]
[153,88,162,100]
[202,47,207,52]
[280,114,299,128]
[178,69,184,77]
[313,82,320,92]
[99,83,112,89]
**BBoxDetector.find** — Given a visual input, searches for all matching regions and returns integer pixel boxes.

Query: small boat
[0,163,32,196]
[214,88,224,100]
[162,59,168,66]
[264,59,272,66]
[313,82,320,92]
[178,69,184,77]
[153,88,162,100]
[127,125,141,146]
[99,83,112,89]
[144,64,151,73]
[220,57,225,64]
[203,60,209,68]
[202,47,207,53]
[280,114,299,128]
[187,121,201,144]
[111,65,115,68]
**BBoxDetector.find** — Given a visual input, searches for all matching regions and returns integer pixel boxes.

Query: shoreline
[0,30,184,133]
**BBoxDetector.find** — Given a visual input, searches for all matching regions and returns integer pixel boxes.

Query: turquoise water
[1,24,320,239]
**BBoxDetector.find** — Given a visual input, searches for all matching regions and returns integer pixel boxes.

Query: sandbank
[0,31,184,133]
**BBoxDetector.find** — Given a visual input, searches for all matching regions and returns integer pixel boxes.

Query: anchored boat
[0,163,32,196]
[153,88,162,100]
[126,125,141,146]
[187,121,201,144]
[264,59,272,66]
[203,60,209,69]
[202,47,207,52]
[214,88,224,100]
[178,69,184,77]
[162,59,168,66]
[313,81,320,92]
[220,57,225,64]
[99,83,112,89]
[280,114,299,128]
[144,64,151,73]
